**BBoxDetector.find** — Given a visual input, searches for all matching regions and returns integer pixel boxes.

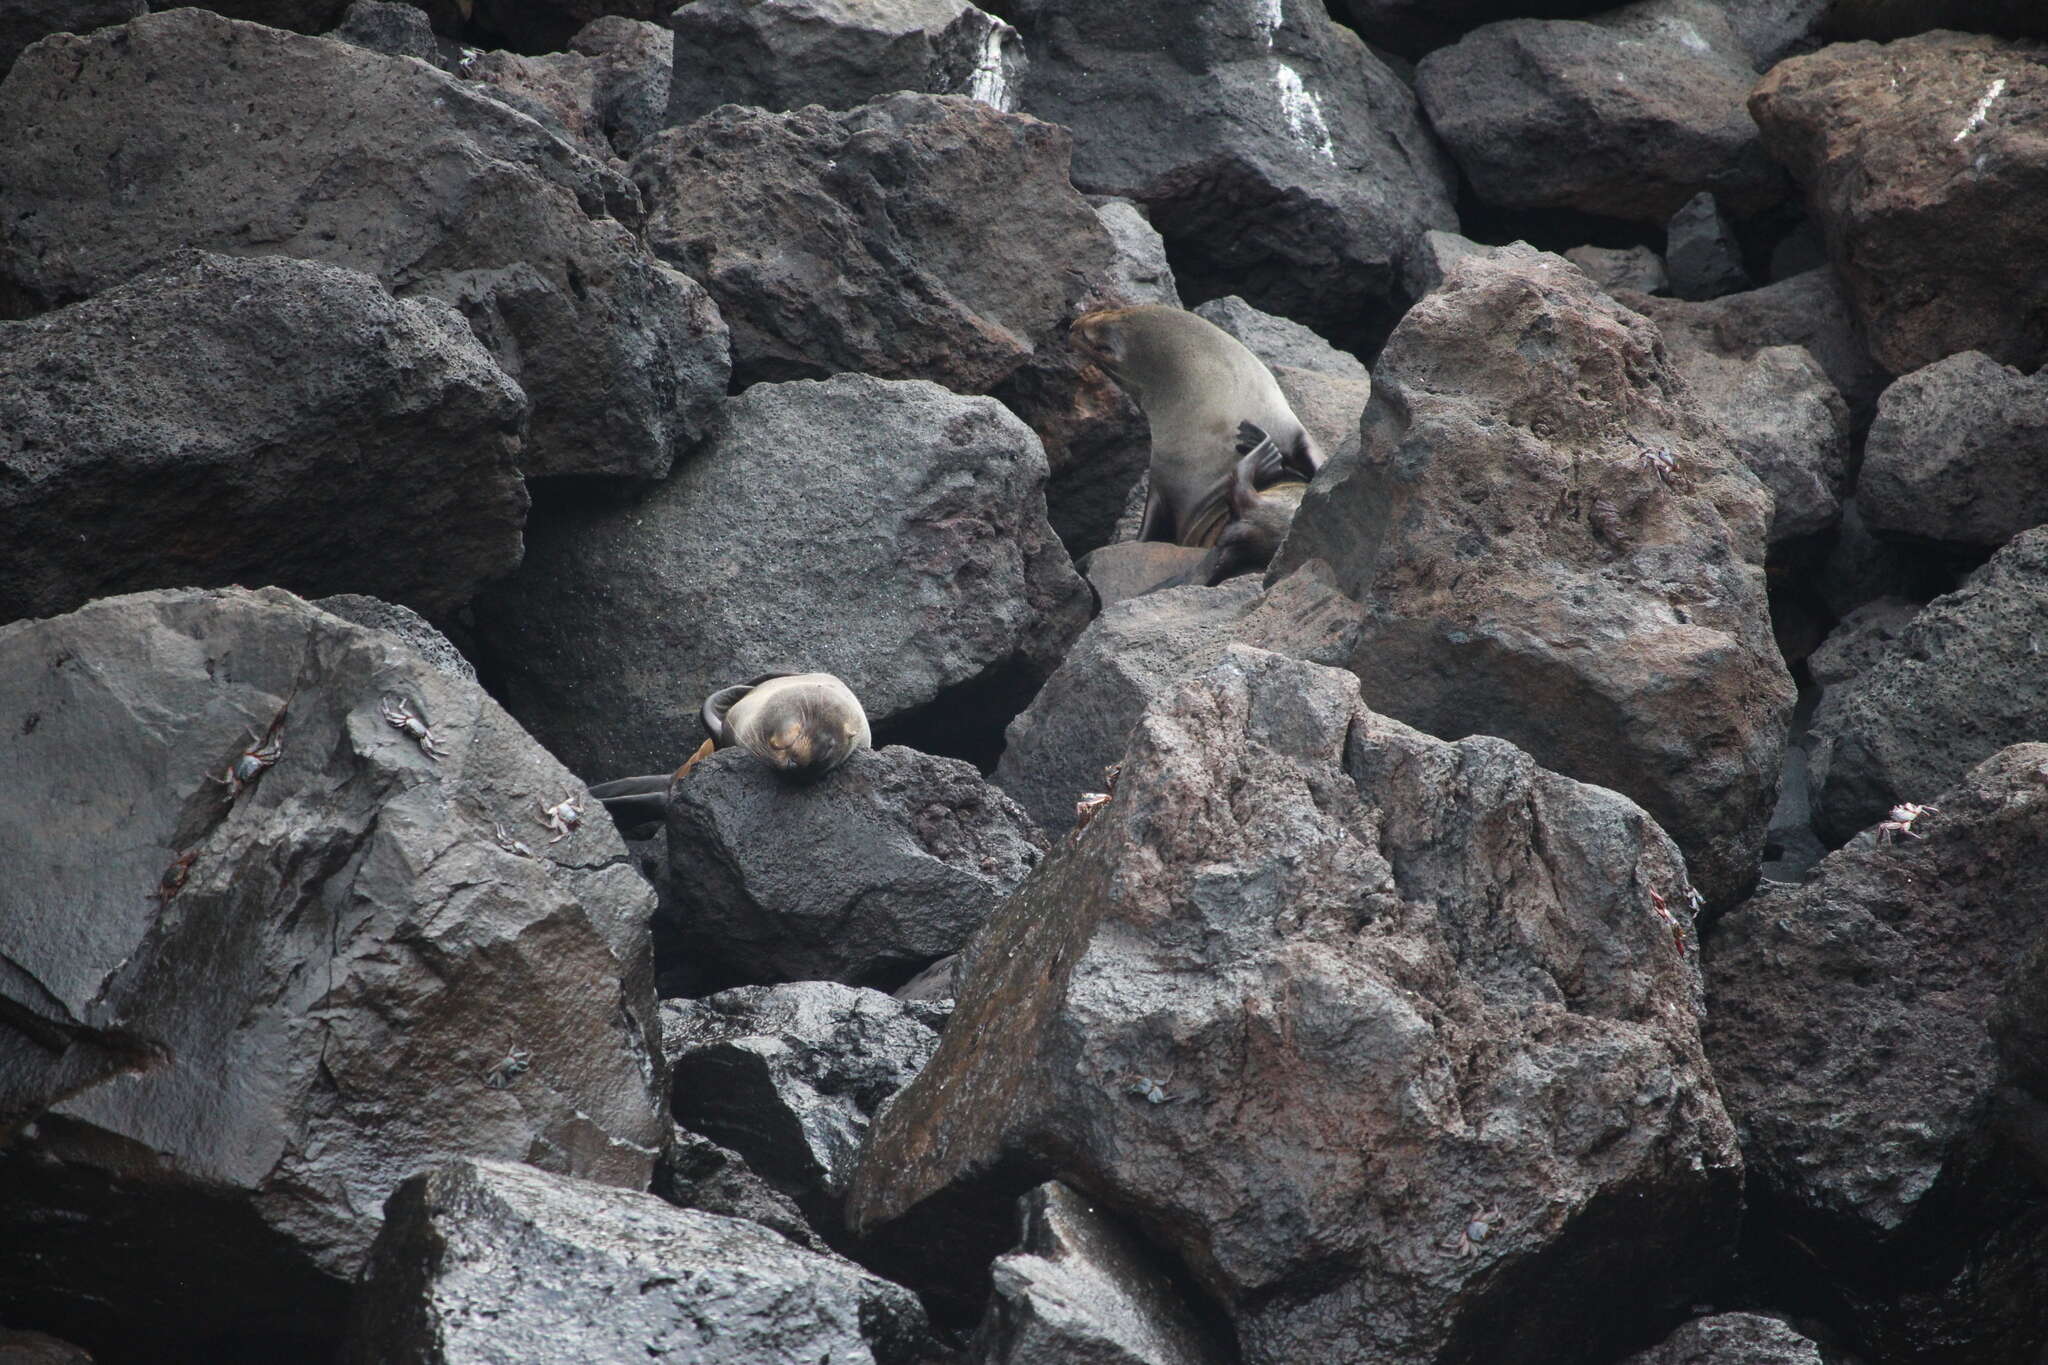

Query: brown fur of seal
[1148,422,1310,590]
[703,672,872,779]
[1070,305,1322,547]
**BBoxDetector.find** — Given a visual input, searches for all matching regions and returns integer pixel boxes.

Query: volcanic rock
[1621,1313,1824,1365]
[1860,350,2048,548]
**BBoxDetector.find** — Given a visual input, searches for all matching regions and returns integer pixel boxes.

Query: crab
[537,793,583,843]
[1633,445,1677,484]
[380,693,449,760]
[214,727,284,798]
[1075,790,1111,829]
[152,849,199,910]
[484,1046,532,1091]
[1876,802,1937,845]
[1646,887,1689,956]
[1443,1205,1504,1259]
[492,820,537,860]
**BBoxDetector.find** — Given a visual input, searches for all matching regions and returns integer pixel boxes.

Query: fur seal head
[702,672,872,779]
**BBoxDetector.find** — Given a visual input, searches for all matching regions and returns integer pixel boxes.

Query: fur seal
[701,671,871,779]
[1070,305,1322,547]
[1151,422,1311,590]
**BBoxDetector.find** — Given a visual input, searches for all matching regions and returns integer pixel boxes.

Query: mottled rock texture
[1861,350,2048,547]
[1620,1312,1824,1365]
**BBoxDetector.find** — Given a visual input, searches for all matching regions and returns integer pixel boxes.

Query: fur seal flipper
[1146,421,1310,591]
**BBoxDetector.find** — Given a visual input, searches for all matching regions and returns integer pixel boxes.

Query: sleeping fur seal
[1070,305,1322,547]
[701,671,871,778]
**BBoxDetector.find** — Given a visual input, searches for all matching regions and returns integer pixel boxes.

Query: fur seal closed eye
[702,672,872,779]
[1070,305,1322,548]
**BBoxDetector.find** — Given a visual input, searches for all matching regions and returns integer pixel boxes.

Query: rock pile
[2,2,2045,1363]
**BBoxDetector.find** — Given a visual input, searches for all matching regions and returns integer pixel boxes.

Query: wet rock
[1565,243,1669,295]
[667,0,1024,122]
[0,8,727,482]
[475,374,1089,781]
[0,587,664,1361]
[656,1126,830,1253]
[664,744,1046,990]
[1416,2,1785,224]
[996,564,1365,835]
[0,251,526,629]
[1093,199,1182,309]
[344,1159,939,1365]
[331,0,440,64]
[1706,744,2048,1362]
[1664,191,1752,301]
[1617,267,1886,429]
[1277,246,1793,907]
[1320,0,1606,61]
[664,984,937,1226]
[853,647,1740,1365]
[1750,31,2048,374]
[1807,527,2048,843]
[1004,0,1458,348]
[1193,295,1373,461]
[1805,597,1919,691]
[1861,351,2048,548]
[972,1182,1235,1365]
[0,0,139,78]
[1620,1313,1824,1365]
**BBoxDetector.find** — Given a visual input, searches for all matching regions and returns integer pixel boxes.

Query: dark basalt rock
[0,251,527,628]
[854,646,1740,1365]
[0,587,665,1362]
[1620,1313,1824,1365]
[655,1126,830,1254]
[1664,191,1753,301]
[0,0,141,79]
[0,7,727,482]
[343,1159,941,1365]
[1860,351,2048,549]
[664,744,1046,990]
[1707,743,2048,1362]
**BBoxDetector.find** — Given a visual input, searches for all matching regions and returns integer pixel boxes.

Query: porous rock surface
[854,647,1741,1365]
[1003,0,1459,346]
[666,0,1025,122]
[1620,1312,1824,1365]
[1707,744,2048,1361]
[1860,350,2048,548]
[0,7,727,482]
[0,0,141,77]
[344,1159,938,1365]
[1750,30,2048,374]
[1277,246,1794,907]
[972,1182,1235,1365]
[475,374,1089,780]
[1416,2,1784,223]
[462,17,678,163]
[0,587,664,1360]
[663,984,938,1226]
[1807,526,2048,843]
[665,745,1045,989]
[0,251,527,628]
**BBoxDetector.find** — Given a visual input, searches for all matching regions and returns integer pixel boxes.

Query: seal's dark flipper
[1285,427,1323,480]
[588,774,672,820]
[1235,420,1270,456]
[701,683,755,746]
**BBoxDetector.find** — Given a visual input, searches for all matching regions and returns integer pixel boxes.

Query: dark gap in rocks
[1454,180,1659,259]
[1155,229,1393,361]
[1821,0,2048,42]
[872,661,1046,776]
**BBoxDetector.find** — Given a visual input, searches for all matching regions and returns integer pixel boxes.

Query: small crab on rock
[1876,802,1937,845]
[214,726,284,798]
[537,794,583,843]
[1443,1205,1505,1259]
[379,693,449,760]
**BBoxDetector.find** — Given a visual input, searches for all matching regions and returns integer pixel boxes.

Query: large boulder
[1002,0,1458,348]
[0,8,727,482]
[1749,31,2048,374]
[0,588,665,1361]
[474,374,1091,779]
[0,251,527,628]
[665,745,1046,989]
[1706,744,2048,1362]
[1275,246,1794,907]
[344,1159,939,1365]
[666,0,1025,122]
[1860,351,2048,548]
[1415,2,1785,224]
[462,17,677,163]
[853,647,1741,1365]
[996,563,1364,835]
[1806,526,2048,843]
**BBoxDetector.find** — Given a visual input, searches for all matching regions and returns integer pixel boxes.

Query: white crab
[1876,802,1937,845]
[537,794,583,843]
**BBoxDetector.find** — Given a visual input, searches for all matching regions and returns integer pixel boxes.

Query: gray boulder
[1807,527,2048,843]
[972,1182,1235,1365]
[667,0,1024,122]
[458,0,673,52]
[664,984,938,1225]
[1664,191,1752,301]
[312,594,478,683]
[664,744,1046,989]
[996,563,1365,835]
[1276,246,1793,907]
[1861,351,2048,548]
[1565,243,1669,295]
[1004,0,1458,347]
[1621,1313,1824,1365]
[344,1159,938,1365]
[1416,2,1785,224]
[0,0,139,78]
[1092,198,1182,309]
[462,18,676,163]
[1077,543,1212,610]
[853,647,1740,1365]
[331,0,440,64]
[0,251,527,628]
[1707,743,2048,1360]
[1805,596,1919,691]
[475,374,1090,781]
[0,587,665,1360]
[0,8,727,482]
[656,1127,830,1253]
